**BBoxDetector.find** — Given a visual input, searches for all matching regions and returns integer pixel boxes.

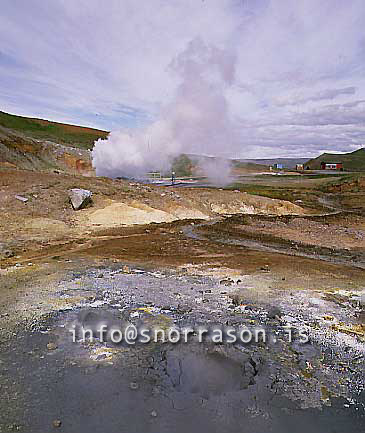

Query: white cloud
[1,0,365,158]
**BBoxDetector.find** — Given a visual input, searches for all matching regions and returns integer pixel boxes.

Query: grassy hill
[305,148,365,171]
[0,111,108,150]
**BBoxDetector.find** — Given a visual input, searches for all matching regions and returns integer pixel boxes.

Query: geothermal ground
[0,167,364,433]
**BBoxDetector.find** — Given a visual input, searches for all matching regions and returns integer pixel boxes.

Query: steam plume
[92,38,239,182]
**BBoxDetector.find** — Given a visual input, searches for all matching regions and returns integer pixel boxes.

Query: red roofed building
[320,162,344,170]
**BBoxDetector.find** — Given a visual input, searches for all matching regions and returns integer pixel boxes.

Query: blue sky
[1,0,365,157]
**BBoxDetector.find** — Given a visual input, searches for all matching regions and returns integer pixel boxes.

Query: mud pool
[1,265,364,432]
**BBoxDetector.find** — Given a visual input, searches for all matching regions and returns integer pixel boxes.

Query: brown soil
[0,168,303,262]
[0,167,364,315]
[215,213,365,250]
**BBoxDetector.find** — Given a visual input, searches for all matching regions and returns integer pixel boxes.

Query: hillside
[0,111,108,150]
[0,111,110,175]
[0,125,95,175]
[305,148,365,171]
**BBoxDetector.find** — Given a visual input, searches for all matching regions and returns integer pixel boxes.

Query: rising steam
[92,38,239,182]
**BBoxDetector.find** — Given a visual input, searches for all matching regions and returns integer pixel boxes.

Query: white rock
[15,195,28,203]
[68,188,92,210]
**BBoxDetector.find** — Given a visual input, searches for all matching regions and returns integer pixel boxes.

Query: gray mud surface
[1,266,364,432]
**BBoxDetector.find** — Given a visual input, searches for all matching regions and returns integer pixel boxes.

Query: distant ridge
[238,157,309,169]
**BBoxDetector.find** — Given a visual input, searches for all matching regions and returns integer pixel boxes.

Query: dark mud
[1,314,364,433]
[1,266,364,432]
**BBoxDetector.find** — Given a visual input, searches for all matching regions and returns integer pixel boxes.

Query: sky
[1,0,365,158]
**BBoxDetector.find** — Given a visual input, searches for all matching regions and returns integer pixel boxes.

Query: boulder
[267,306,282,319]
[68,188,92,210]
[358,293,365,309]
[15,195,28,203]
[0,243,14,260]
